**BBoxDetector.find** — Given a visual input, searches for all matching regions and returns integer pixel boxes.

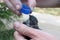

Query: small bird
[23,15,40,40]
[19,4,40,40]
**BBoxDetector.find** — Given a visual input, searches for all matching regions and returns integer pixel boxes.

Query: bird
[21,12,41,40]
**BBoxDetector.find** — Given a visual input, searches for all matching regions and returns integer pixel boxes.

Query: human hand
[3,0,36,16]
[14,22,57,40]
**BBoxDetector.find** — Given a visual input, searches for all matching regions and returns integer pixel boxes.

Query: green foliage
[0,20,5,31]
[0,3,14,28]
[0,20,5,27]
[0,3,15,40]
[0,3,13,19]
[0,3,16,40]
[0,29,15,40]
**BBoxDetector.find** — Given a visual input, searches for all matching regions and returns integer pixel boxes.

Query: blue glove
[19,4,32,14]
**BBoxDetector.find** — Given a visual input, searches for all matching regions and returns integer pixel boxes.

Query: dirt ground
[39,23,60,40]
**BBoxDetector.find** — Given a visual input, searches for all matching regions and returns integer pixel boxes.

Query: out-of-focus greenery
[0,29,15,40]
[0,3,13,19]
[0,3,15,40]
[0,3,14,31]
[0,3,13,26]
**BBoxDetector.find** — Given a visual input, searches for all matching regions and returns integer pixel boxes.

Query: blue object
[19,4,32,14]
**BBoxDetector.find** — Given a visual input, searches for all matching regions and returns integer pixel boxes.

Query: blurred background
[0,0,60,40]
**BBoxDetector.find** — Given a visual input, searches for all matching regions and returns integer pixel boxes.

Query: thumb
[14,21,39,38]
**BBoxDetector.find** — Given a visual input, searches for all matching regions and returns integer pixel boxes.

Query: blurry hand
[3,0,36,16]
[14,22,57,40]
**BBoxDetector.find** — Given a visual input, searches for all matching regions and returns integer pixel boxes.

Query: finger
[10,0,22,10]
[14,31,26,40]
[3,0,21,16]
[14,21,40,38]
[28,0,36,10]
[14,22,57,40]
